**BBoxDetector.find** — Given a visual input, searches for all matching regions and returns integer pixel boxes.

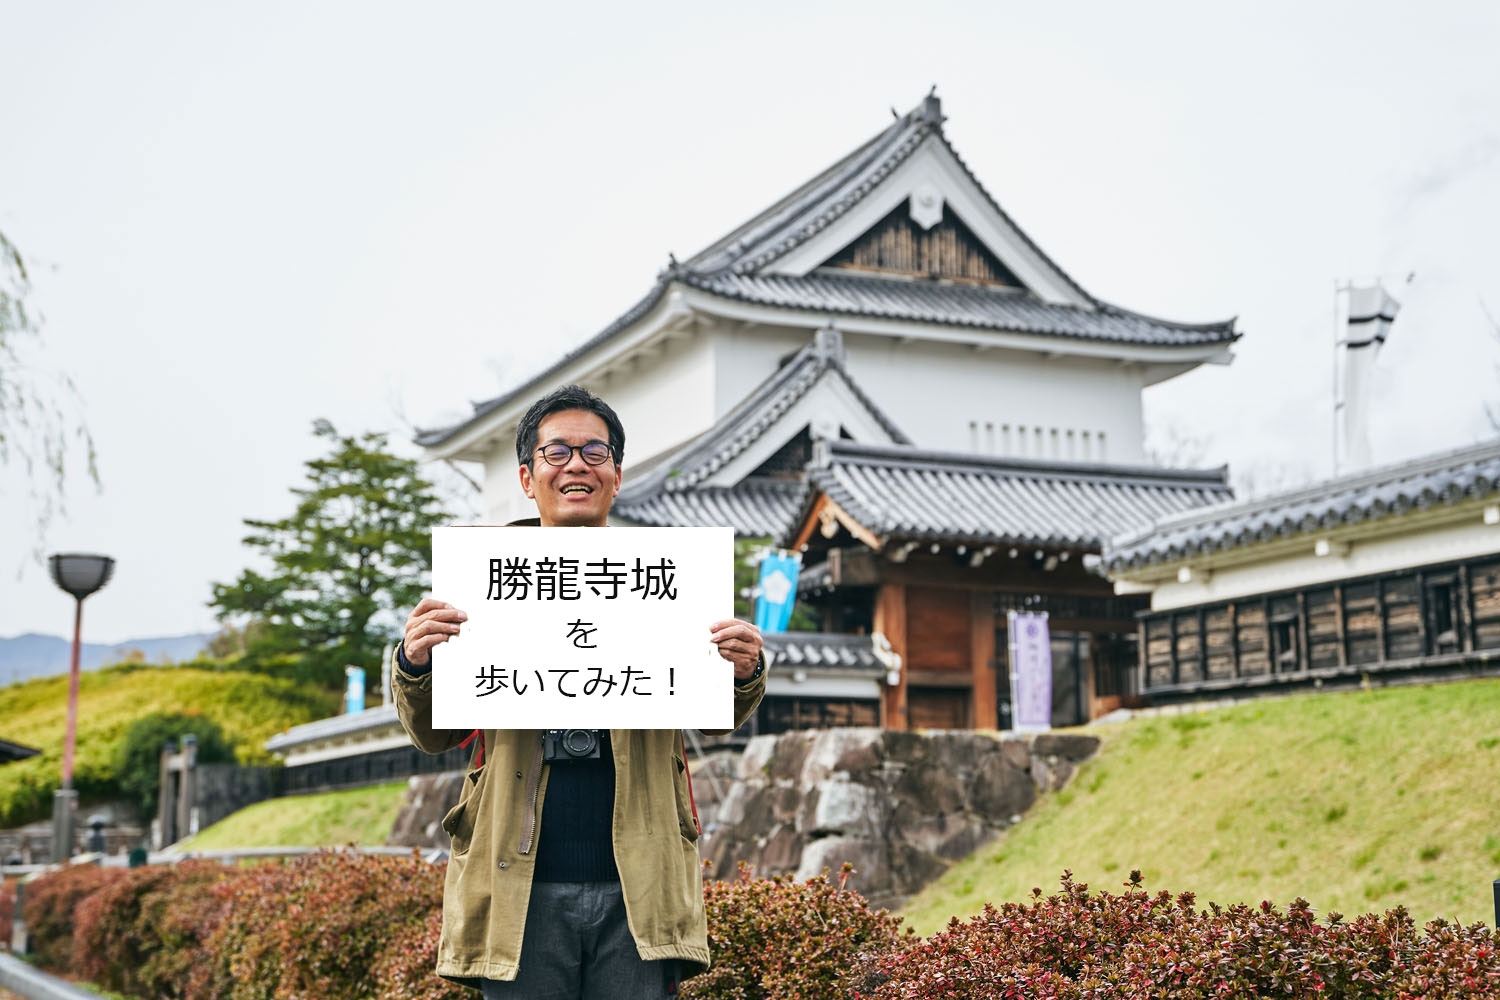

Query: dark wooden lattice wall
[824,200,1022,286]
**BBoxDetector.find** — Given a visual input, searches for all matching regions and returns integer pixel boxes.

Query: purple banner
[1008,611,1052,731]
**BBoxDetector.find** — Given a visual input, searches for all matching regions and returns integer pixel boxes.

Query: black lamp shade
[48,553,115,600]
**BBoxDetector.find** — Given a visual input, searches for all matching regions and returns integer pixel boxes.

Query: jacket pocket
[672,753,699,843]
[441,765,485,857]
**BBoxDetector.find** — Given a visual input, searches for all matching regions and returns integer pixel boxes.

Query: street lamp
[47,552,114,861]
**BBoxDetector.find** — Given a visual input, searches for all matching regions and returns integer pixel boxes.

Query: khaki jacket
[393,644,765,988]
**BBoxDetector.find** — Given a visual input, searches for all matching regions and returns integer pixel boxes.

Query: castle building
[413,94,1241,732]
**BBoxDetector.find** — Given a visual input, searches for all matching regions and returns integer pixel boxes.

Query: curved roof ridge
[676,270,1239,347]
[685,113,922,274]
[1104,437,1500,570]
[819,438,1233,489]
[1094,298,1238,335]
[413,278,671,448]
[930,129,1095,306]
[615,328,908,504]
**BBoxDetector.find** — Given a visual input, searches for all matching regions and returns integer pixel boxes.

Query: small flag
[754,550,801,633]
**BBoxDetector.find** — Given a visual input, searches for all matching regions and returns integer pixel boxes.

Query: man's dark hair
[515,384,626,468]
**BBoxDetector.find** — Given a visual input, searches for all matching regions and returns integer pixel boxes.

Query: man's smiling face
[518,409,622,527]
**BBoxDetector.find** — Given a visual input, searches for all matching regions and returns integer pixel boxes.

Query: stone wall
[386,728,1100,909]
[696,728,1098,909]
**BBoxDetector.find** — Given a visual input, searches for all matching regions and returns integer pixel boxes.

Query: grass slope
[179,781,408,850]
[902,678,1500,933]
[0,664,337,825]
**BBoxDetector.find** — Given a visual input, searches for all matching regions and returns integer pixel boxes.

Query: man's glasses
[535,441,614,467]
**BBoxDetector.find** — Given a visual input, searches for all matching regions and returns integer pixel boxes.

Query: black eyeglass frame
[534,441,615,467]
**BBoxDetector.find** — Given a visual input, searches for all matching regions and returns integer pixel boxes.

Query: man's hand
[403,598,468,667]
[710,619,763,681]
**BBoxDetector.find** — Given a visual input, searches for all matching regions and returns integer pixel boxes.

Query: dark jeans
[480,880,677,1000]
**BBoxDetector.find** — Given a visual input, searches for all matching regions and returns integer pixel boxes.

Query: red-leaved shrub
[189,850,446,1000]
[372,907,470,1000]
[0,877,15,949]
[72,860,242,998]
[684,862,910,1000]
[20,863,128,968]
[19,855,1500,1000]
[858,870,1500,999]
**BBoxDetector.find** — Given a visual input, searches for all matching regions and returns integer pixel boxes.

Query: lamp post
[47,553,114,862]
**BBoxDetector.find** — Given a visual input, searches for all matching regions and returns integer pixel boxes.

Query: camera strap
[460,728,485,769]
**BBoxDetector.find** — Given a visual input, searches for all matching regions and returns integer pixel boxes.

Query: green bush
[0,665,336,826]
[684,863,910,1000]
[116,712,234,821]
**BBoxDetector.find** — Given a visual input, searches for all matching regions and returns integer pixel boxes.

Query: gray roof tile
[763,632,883,674]
[682,270,1235,347]
[611,328,906,536]
[613,480,805,537]
[415,96,1236,450]
[795,440,1232,550]
[1104,439,1500,571]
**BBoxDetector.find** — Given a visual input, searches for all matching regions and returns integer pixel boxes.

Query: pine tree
[210,419,449,681]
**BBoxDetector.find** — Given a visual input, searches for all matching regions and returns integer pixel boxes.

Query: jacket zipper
[519,735,544,855]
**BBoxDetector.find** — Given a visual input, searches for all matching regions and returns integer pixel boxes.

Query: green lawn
[901,678,1500,933]
[178,781,409,850]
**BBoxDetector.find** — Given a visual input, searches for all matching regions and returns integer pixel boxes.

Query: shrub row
[855,871,1500,1000]
[24,852,466,1000]
[22,860,1500,999]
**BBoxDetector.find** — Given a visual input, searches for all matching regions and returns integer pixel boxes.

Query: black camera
[542,729,603,762]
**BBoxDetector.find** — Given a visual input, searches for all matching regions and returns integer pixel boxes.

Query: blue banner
[754,551,801,633]
[344,666,366,715]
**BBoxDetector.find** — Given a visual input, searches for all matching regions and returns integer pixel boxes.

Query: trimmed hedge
[0,876,14,948]
[195,850,445,1000]
[20,862,128,967]
[72,860,234,998]
[857,870,1500,999]
[685,862,909,1000]
[19,860,1500,999]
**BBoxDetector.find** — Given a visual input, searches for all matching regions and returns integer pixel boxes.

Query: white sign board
[430,526,735,729]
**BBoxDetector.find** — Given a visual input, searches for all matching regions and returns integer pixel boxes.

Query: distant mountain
[0,632,215,687]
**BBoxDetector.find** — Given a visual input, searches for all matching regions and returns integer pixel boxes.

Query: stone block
[387,771,466,848]
[807,775,882,839]
[893,758,965,815]
[758,824,802,874]
[1031,733,1100,761]
[999,736,1033,772]
[800,727,883,786]
[968,753,1036,819]
[889,807,988,861]
[768,731,816,783]
[886,842,950,898]
[737,734,778,780]
[795,835,886,890]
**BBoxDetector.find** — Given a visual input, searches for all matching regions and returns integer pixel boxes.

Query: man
[393,384,766,998]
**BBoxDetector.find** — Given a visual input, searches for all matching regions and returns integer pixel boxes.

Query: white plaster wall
[710,322,815,421]
[1148,513,1500,611]
[842,334,1147,463]
[477,334,717,524]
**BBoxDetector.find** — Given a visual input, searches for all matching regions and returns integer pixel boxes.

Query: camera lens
[562,730,594,755]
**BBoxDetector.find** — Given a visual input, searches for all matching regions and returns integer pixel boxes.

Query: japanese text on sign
[430,526,734,729]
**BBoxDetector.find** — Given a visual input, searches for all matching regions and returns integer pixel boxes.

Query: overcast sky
[3,1,1498,645]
